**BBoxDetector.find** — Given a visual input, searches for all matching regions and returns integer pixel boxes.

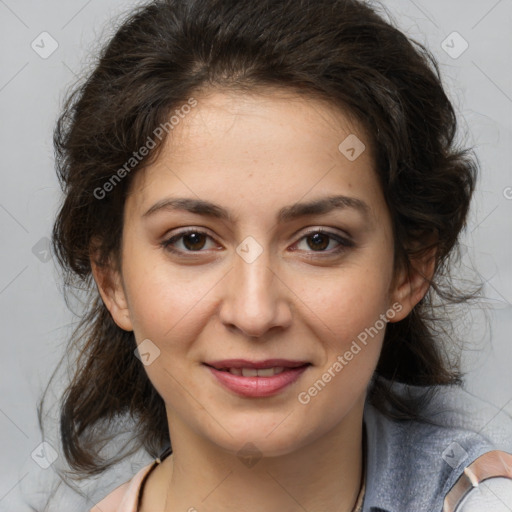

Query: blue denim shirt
[16,380,512,511]
[362,380,512,512]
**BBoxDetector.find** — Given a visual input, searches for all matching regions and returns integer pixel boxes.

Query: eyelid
[298,226,353,243]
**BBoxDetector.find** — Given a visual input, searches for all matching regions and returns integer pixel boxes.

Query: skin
[92,88,433,512]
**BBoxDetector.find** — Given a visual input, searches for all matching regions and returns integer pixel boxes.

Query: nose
[218,246,292,339]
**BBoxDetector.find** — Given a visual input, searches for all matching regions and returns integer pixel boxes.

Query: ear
[387,244,437,323]
[89,244,134,332]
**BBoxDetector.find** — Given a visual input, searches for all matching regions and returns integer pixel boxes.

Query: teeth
[256,367,284,377]
[215,366,295,376]
[229,367,285,377]
[240,368,259,377]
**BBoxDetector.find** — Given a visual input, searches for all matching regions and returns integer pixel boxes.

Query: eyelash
[160,228,354,257]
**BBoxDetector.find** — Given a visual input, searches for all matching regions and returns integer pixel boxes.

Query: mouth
[203,359,311,397]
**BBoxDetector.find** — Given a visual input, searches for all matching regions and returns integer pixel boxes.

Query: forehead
[170,87,371,158]
[125,88,380,218]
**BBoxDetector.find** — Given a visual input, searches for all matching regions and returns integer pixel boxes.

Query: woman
[39,0,512,510]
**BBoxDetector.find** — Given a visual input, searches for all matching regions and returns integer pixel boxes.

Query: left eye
[161,228,353,255]
[294,229,352,253]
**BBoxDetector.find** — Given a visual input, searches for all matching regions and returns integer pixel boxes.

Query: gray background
[0,0,511,509]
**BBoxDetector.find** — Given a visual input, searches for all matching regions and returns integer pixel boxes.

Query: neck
[143,399,365,512]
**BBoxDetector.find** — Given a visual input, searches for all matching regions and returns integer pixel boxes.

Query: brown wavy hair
[39,0,482,488]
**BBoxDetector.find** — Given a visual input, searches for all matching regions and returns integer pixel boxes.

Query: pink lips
[204,359,310,398]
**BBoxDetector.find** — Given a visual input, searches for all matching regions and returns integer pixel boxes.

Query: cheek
[122,252,215,345]
[295,271,390,422]
[299,260,393,339]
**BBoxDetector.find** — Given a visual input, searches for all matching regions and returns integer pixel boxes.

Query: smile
[204,359,311,397]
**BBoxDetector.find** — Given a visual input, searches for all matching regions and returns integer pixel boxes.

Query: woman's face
[100,88,417,457]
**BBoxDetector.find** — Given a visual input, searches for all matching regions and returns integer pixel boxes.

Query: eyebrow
[142,195,371,223]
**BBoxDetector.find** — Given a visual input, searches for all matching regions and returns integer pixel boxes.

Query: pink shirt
[89,453,166,512]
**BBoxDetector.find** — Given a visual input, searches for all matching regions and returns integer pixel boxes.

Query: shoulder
[362,380,512,512]
[89,460,157,512]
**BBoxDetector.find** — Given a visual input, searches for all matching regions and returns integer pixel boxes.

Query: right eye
[161,229,220,254]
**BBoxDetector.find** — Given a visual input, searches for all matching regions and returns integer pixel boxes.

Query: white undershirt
[455,477,512,511]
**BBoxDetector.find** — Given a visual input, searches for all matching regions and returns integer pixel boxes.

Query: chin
[203,416,319,459]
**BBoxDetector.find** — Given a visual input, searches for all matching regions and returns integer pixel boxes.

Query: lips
[204,359,311,398]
